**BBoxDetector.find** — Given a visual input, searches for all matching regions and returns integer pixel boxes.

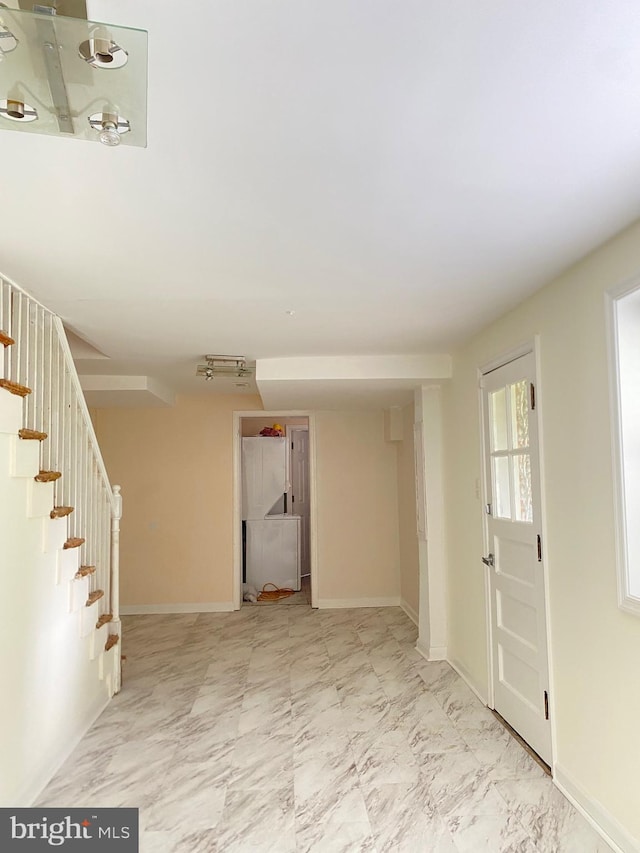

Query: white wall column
[415,385,448,660]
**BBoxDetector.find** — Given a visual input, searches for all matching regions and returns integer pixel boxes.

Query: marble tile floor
[36,606,613,852]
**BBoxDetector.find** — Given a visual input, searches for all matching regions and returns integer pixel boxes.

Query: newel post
[111,484,123,693]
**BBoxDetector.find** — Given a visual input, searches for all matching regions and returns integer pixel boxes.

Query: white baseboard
[554,764,637,853]
[317,596,401,609]
[19,693,110,806]
[415,638,448,661]
[400,599,419,625]
[415,638,430,660]
[447,655,489,705]
[120,602,235,615]
[428,645,448,660]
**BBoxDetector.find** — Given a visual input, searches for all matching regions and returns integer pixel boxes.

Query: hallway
[37,606,611,852]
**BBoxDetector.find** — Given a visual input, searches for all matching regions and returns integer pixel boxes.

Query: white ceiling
[2,1,640,407]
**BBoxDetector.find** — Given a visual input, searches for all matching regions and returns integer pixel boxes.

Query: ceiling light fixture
[79,37,128,70]
[0,21,18,55]
[0,2,147,147]
[0,97,37,121]
[88,111,130,146]
[196,355,255,381]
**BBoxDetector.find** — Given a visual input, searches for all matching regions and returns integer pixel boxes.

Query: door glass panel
[493,456,512,519]
[490,388,508,451]
[513,453,533,523]
[510,380,529,449]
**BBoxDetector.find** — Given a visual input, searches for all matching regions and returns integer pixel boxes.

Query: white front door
[289,427,310,576]
[481,352,552,765]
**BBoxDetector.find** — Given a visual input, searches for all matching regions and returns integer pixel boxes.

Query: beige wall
[443,221,640,845]
[396,403,419,615]
[315,410,401,602]
[94,398,402,607]
[94,394,263,606]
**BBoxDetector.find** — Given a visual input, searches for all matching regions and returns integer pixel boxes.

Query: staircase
[0,276,122,806]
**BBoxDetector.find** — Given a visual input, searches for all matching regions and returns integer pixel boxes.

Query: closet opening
[233,413,315,608]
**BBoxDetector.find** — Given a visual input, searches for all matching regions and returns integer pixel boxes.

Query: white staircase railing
[0,273,122,691]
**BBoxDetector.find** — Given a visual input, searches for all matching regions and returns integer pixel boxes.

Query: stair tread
[51,506,74,519]
[63,537,85,550]
[0,331,15,347]
[0,378,31,397]
[86,590,104,607]
[105,634,120,652]
[96,613,113,628]
[19,428,48,441]
[35,470,61,483]
[75,565,96,578]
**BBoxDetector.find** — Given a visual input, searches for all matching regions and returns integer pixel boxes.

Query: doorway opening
[233,412,315,610]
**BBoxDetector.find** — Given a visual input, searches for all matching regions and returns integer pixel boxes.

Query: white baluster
[43,314,53,470]
[36,305,45,435]
[111,484,122,693]
[13,291,22,385]
[0,280,7,380]
[25,301,36,429]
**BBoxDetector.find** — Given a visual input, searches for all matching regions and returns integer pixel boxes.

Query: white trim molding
[23,693,109,806]
[415,638,430,660]
[120,602,235,615]
[479,341,534,377]
[316,596,401,609]
[605,277,640,617]
[554,765,637,853]
[400,599,419,625]
[447,656,489,706]
[414,387,449,667]
[415,639,448,661]
[427,645,448,661]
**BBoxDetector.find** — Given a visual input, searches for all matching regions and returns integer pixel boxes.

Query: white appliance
[242,437,301,591]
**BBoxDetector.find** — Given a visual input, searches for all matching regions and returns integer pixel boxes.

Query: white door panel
[482,352,551,765]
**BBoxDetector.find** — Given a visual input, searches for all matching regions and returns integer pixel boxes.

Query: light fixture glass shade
[0,5,147,146]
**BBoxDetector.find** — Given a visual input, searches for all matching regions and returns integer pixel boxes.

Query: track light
[196,355,255,381]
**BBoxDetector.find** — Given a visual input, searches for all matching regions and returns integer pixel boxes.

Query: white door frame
[232,410,318,610]
[286,424,311,576]
[478,338,557,769]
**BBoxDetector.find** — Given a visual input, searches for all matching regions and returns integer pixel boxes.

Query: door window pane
[493,456,512,519]
[510,380,529,449]
[513,453,533,523]
[490,388,508,451]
